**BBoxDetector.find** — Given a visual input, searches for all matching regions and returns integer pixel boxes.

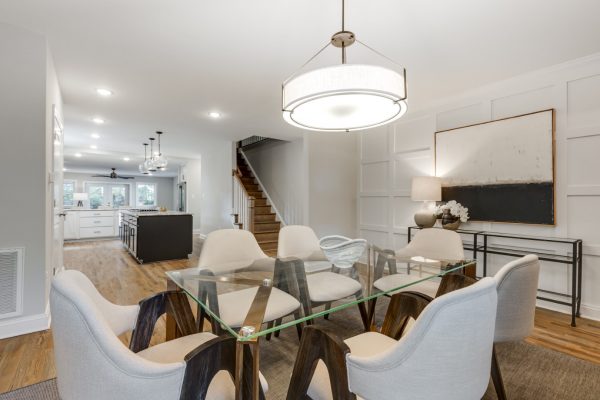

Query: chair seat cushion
[138,332,268,397]
[307,272,362,303]
[307,332,397,400]
[218,287,301,327]
[374,273,439,298]
[304,260,332,273]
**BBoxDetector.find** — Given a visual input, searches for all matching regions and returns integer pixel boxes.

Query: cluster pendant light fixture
[138,131,168,174]
[282,0,407,132]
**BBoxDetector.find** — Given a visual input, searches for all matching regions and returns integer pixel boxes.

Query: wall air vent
[0,248,23,319]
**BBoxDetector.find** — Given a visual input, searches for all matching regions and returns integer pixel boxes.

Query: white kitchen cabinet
[64,209,119,240]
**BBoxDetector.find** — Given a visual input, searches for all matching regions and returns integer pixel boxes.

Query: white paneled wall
[359,53,600,320]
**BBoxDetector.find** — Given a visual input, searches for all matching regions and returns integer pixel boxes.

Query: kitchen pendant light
[139,143,150,174]
[146,138,158,172]
[282,0,407,132]
[153,131,168,170]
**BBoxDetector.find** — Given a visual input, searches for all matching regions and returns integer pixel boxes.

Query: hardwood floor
[0,238,599,394]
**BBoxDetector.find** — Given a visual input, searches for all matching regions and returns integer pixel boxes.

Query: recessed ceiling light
[96,88,113,97]
[90,145,97,150]
[208,111,221,118]
[91,133,100,139]
[63,167,67,172]
[75,153,82,158]
[92,117,105,124]
[123,157,130,161]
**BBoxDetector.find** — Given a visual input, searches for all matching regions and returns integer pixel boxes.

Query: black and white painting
[435,109,555,225]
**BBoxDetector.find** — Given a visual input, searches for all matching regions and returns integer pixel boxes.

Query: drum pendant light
[282,0,407,132]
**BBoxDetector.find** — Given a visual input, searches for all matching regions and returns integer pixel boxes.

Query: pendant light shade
[139,143,150,174]
[282,0,407,132]
[153,131,168,170]
[147,138,157,172]
[283,64,406,131]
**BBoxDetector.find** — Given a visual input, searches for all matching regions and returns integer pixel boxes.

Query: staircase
[233,150,281,256]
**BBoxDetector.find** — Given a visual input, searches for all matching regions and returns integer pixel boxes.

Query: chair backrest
[346,277,498,400]
[50,270,185,400]
[404,228,465,260]
[198,229,269,272]
[277,225,327,261]
[494,254,540,343]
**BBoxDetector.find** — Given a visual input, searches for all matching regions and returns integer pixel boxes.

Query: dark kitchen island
[120,210,193,264]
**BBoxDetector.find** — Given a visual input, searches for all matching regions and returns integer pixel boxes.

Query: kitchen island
[120,210,193,263]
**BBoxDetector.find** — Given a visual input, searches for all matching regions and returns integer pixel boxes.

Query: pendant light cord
[342,0,345,31]
[341,0,346,64]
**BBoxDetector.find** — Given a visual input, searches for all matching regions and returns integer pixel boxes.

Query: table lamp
[411,176,441,228]
[73,192,88,208]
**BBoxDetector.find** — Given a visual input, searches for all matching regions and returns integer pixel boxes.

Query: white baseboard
[0,303,50,339]
[537,299,600,322]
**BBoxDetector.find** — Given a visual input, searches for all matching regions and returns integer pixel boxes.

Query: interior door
[52,106,65,275]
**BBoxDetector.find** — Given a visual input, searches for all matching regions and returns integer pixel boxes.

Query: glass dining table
[165,250,476,400]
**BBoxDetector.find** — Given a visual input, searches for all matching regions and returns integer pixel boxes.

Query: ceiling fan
[92,168,135,180]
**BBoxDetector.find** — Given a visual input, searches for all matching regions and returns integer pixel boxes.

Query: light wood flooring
[0,238,599,394]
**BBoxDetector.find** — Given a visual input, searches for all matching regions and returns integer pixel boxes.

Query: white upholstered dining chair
[491,254,540,400]
[50,269,268,400]
[373,228,465,298]
[287,277,498,400]
[277,225,333,273]
[197,229,301,334]
[277,225,368,329]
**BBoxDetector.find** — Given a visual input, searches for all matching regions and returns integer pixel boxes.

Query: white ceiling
[2,0,600,166]
[63,151,183,177]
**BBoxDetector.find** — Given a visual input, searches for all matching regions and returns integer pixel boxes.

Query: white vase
[319,235,368,269]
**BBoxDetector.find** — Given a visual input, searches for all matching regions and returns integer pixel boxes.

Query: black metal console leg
[571,242,577,327]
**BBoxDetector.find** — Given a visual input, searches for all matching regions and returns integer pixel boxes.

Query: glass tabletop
[166,254,475,341]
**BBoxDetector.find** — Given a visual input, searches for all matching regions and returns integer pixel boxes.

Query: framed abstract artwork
[435,109,555,225]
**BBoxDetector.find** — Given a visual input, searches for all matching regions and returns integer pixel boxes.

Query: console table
[407,226,583,327]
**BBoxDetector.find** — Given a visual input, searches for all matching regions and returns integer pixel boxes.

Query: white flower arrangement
[435,200,470,223]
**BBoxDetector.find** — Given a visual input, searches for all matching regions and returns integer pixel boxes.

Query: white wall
[243,134,358,238]
[306,133,358,238]
[64,172,176,210]
[358,53,600,320]
[244,139,307,225]
[178,139,233,235]
[0,23,59,338]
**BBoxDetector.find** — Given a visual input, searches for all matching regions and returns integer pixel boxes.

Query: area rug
[2,303,599,400]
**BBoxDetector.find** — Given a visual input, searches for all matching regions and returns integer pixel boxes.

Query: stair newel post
[248,196,256,233]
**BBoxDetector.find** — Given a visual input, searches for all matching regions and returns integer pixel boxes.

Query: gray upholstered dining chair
[287,277,498,400]
[373,228,465,298]
[277,225,368,330]
[491,254,540,400]
[50,269,268,400]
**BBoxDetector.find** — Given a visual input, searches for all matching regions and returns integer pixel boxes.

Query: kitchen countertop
[120,210,192,217]
[65,208,120,211]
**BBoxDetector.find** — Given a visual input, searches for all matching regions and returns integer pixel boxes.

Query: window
[63,180,75,207]
[136,183,156,206]
[88,184,105,209]
[84,182,131,209]
[112,186,128,207]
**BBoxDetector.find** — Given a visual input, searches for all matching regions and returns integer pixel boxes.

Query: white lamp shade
[73,193,88,201]
[282,64,407,132]
[411,177,441,201]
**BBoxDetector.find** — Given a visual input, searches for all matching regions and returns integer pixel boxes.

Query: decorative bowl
[319,235,368,269]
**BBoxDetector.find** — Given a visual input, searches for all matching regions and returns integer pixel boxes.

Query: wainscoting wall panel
[358,53,600,320]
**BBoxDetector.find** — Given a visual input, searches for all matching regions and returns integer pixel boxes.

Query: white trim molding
[0,302,50,339]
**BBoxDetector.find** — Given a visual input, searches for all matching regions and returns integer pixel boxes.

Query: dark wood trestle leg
[491,345,508,400]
